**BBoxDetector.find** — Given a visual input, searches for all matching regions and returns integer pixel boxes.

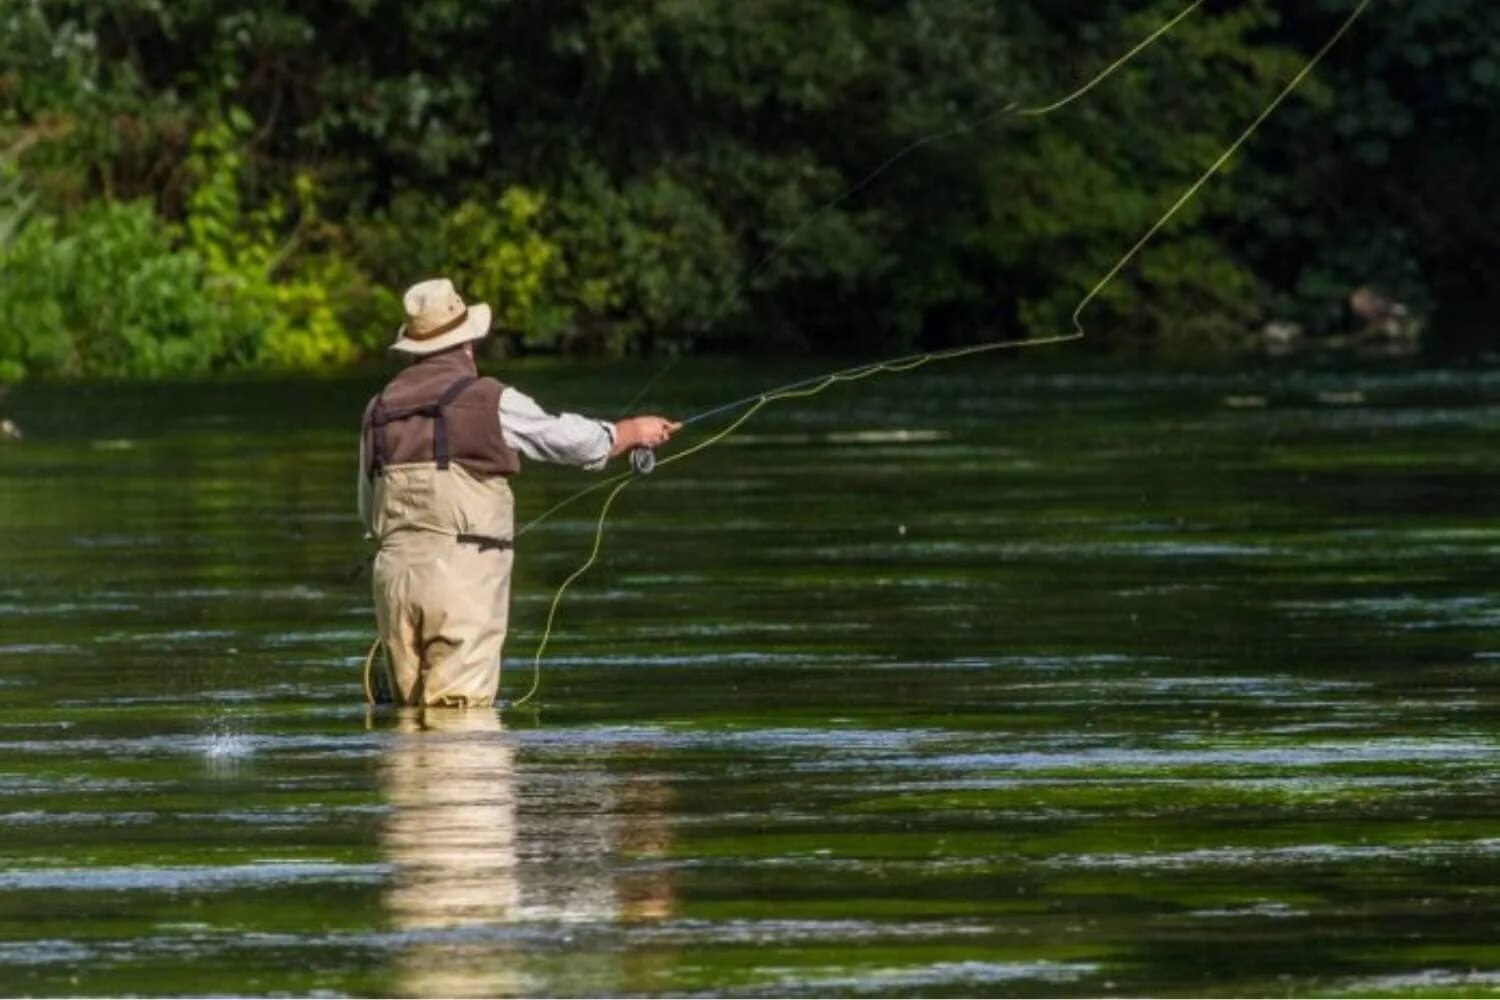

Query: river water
[2,361,1500,996]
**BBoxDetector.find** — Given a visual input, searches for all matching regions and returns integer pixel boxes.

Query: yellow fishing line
[1067,0,1377,337]
[507,0,1376,708]
[353,0,1372,708]
[362,636,379,705]
[509,476,634,708]
[360,631,397,706]
[514,0,1220,544]
[611,0,1211,418]
[515,468,633,540]
[512,398,772,707]
[1016,0,1209,119]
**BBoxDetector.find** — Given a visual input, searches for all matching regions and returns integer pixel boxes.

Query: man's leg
[414,544,513,707]
[373,551,426,705]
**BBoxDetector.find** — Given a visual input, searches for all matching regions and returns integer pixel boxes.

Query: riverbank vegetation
[1,0,1493,378]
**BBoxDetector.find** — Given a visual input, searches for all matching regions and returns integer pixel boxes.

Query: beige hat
[391,278,492,354]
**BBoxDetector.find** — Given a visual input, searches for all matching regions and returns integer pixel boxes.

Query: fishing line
[366,0,1217,705]
[505,0,1376,709]
[519,0,1213,541]
[612,0,1210,417]
[359,0,1373,707]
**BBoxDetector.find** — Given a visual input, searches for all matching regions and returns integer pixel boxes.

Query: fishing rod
[685,347,983,430]
[625,351,953,475]
[621,336,1069,475]
[525,330,1080,530]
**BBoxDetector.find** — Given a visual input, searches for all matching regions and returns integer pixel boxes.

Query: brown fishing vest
[361,349,520,481]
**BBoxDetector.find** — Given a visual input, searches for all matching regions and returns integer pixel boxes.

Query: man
[359,278,677,707]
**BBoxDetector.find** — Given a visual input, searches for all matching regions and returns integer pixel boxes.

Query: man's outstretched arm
[499,388,676,471]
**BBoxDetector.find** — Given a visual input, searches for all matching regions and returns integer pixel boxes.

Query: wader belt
[369,375,479,476]
[455,533,513,553]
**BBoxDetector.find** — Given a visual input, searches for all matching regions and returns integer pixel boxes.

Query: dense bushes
[0,0,1491,378]
[0,110,369,377]
[0,198,209,379]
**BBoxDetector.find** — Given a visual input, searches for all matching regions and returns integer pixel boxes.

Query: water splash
[201,716,254,772]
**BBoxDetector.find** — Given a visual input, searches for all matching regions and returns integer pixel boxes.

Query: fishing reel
[629,446,657,476]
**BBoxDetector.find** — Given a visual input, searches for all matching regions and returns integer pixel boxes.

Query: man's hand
[611,416,681,458]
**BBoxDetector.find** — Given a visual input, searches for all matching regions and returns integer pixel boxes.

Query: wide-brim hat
[391,278,492,355]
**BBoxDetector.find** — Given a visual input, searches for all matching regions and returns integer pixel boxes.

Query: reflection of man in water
[381,709,520,997]
[379,709,677,996]
[358,278,677,707]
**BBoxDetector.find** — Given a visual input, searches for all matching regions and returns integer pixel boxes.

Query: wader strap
[370,399,390,476]
[432,376,478,470]
[368,375,479,475]
[455,533,513,553]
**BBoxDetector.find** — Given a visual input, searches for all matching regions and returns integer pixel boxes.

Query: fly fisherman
[359,278,678,707]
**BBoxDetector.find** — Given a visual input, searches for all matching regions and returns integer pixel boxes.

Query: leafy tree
[0,0,1489,376]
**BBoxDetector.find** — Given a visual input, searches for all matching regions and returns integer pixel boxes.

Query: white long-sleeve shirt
[496,387,615,470]
[358,387,615,530]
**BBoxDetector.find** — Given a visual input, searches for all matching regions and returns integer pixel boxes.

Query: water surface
[2,362,1500,995]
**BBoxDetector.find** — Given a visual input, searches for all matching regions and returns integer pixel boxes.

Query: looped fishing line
[360,0,1375,708]
[612,0,1210,419]
[516,0,1215,546]
[503,0,1376,710]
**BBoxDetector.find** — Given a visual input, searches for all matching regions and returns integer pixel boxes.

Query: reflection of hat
[391,278,492,355]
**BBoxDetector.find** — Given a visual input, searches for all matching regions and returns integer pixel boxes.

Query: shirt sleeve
[499,387,615,471]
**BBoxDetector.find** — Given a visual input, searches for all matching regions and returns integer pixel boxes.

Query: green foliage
[982,1,1305,354]
[183,111,360,370]
[0,199,219,378]
[0,106,363,378]
[0,0,1489,378]
[1250,0,1500,346]
[551,166,741,352]
[349,187,564,351]
[445,188,563,343]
